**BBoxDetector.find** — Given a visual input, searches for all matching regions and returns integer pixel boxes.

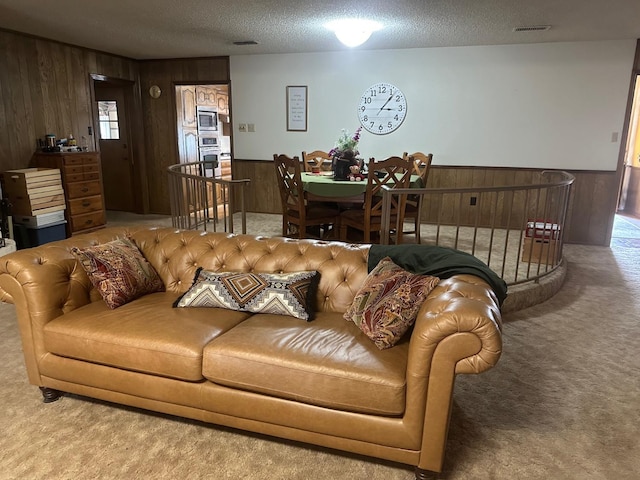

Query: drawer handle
[81,187,89,193]
[85,219,93,225]
[82,201,91,207]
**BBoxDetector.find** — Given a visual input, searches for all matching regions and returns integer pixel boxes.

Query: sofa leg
[415,467,439,480]
[39,387,63,403]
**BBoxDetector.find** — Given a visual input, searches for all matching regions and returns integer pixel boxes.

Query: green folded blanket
[368,244,508,306]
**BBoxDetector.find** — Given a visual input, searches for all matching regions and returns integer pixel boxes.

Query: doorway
[175,84,232,171]
[92,77,138,212]
[175,84,233,220]
[617,74,640,218]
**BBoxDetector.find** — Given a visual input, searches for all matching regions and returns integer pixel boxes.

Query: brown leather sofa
[0,226,503,480]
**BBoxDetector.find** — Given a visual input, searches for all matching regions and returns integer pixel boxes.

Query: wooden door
[176,86,199,164]
[95,84,135,212]
[179,86,198,128]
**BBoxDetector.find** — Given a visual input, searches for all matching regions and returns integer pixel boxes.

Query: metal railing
[380,170,575,286]
[167,162,250,234]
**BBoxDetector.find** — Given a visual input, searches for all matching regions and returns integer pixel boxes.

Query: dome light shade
[326,19,382,48]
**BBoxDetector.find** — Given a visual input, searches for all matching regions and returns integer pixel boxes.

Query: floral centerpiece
[329,127,363,180]
[329,127,361,159]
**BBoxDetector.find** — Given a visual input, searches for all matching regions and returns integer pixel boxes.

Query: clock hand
[377,93,394,114]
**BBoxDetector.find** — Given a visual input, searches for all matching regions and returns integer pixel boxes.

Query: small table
[301,172,422,203]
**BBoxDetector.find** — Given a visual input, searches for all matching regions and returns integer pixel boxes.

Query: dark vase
[332,150,357,180]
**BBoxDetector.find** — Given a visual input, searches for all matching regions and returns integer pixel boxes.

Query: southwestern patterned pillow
[71,237,164,309]
[344,257,440,349]
[173,268,320,321]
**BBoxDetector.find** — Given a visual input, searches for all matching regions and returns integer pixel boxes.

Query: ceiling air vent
[513,25,551,32]
[233,40,259,46]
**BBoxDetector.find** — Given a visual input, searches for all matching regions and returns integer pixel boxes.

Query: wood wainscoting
[232,160,618,246]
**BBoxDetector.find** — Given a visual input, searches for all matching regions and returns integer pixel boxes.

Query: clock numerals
[370,85,394,96]
[357,82,407,135]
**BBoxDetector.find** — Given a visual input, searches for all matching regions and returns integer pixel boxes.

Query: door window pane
[98,101,120,140]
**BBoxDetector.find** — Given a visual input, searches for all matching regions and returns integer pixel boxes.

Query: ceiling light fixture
[326,19,382,48]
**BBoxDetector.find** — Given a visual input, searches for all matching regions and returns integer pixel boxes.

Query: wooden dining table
[301,172,422,203]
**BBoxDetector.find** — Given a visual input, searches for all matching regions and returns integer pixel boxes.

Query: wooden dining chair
[302,150,333,172]
[401,152,434,244]
[339,156,412,244]
[273,154,340,239]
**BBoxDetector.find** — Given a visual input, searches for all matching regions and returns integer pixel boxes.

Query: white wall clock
[149,85,162,99]
[357,82,407,135]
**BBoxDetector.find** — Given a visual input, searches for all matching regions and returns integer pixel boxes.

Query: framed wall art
[286,85,307,132]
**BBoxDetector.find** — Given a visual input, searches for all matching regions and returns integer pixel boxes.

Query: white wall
[230,40,636,171]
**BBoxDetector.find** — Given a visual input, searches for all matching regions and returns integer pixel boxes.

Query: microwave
[198,133,219,148]
[196,106,218,131]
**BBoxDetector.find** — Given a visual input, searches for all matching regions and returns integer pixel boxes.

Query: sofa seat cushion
[43,292,251,381]
[202,311,409,415]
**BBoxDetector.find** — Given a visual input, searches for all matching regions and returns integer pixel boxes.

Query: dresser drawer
[70,210,105,232]
[65,172,84,183]
[64,170,99,182]
[66,180,102,199]
[68,195,103,215]
[64,164,84,176]
[63,156,84,166]
[63,155,98,166]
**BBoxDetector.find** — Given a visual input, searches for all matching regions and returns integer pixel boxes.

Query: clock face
[149,85,162,99]
[358,82,407,135]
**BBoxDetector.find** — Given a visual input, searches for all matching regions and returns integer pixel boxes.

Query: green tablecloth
[301,173,421,198]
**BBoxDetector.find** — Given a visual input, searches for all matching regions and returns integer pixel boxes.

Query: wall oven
[196,106,218,131]
[198,133,220,148]
[199,147,222,178]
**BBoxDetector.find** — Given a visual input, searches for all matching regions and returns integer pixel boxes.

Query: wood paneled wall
[139,58,229,214]
[233,160,618,245]
[0,28,624,245]
[0,29,138,172]
[0,29,229,216]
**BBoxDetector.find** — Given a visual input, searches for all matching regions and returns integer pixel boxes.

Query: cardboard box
[1,168,65,216]
[13,209,66,228]
[1,168,62,197]
[9,188,64,214]
[521,237,560,263]
[525,220,561,240]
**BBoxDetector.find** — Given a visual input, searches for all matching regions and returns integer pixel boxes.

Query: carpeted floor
[0,214,638,479]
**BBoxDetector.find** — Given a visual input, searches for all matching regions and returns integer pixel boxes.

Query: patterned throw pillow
[174,268,320,321]
[344,257,440,349]
[71,237,164,309]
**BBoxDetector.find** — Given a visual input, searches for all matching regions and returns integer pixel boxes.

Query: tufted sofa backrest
[0,227,372,321]
[129,227,371,313]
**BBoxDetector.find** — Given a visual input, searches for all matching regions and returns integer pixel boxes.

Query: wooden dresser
[31,151,106,235]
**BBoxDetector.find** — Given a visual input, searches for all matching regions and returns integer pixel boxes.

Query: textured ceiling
[0,0,639,59]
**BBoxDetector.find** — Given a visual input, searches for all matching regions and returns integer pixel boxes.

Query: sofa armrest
[404,274,502,473]
[410,274,502,375]
[0,240,111,384]
[0,246,96,311]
